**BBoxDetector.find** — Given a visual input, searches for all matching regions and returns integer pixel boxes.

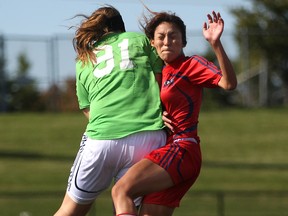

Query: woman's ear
[150,40,155,47]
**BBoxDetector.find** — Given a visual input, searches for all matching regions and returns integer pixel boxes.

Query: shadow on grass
[0,150,73,161]
[1,150,288,170]
[204,160,288,170]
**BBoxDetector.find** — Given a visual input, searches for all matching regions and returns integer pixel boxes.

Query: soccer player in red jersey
[112,10,237,216]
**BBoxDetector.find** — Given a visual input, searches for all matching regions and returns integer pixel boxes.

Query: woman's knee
[111,183,120,200]
[112,179,139,202]
[112,181,128,200]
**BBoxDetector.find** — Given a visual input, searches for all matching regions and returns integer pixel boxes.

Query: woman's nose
[163,36,171,45]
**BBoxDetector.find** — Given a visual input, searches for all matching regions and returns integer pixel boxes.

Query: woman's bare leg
[112,159,174,215]
[54,193,93,216]
[139,204,174,216]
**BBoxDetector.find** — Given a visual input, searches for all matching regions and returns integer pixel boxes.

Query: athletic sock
[116,213,137,216]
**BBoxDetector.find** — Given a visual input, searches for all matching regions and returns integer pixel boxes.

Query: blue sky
[0,0,252,35]
[0,0,252,90]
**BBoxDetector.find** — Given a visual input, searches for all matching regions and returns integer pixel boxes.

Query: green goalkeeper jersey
[76,32,164,139]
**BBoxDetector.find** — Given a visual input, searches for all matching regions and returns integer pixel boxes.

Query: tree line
[0,0,287,112]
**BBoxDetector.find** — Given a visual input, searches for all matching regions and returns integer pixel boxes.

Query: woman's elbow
[226,81,237,90]
[219,79,238,91]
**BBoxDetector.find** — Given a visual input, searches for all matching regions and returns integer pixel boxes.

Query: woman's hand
[203,11,224,45]
[162,111,174,133]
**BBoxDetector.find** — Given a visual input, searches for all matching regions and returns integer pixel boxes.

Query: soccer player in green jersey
[54,5,166,216]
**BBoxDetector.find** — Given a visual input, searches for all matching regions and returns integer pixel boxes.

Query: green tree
[7,52,45,111]
[231,0,288,105]
[0,35,7,112]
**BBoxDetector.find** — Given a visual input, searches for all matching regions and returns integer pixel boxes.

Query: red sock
[117,214,137,216]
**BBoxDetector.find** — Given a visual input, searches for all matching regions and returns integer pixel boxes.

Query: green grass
[0,108,288,215]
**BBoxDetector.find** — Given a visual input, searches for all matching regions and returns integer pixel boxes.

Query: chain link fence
[1,30,287,111]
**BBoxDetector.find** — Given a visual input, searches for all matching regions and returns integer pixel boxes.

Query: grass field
[0,108,288,215]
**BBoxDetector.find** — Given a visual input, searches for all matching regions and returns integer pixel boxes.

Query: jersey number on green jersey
[93,39,134,78]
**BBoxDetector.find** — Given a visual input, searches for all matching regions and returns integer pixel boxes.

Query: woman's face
[151,22,184,64]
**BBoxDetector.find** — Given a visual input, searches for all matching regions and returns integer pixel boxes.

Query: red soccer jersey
[161,54,222,141]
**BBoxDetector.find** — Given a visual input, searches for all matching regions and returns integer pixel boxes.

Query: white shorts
[67,130,166,204]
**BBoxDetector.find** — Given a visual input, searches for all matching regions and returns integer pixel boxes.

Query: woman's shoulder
[120,31,147,40]
[189,55,209,63]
